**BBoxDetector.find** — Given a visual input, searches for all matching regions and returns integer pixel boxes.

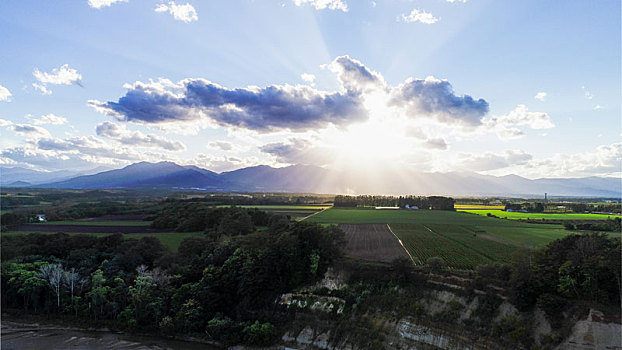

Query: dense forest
[1,208,344,346]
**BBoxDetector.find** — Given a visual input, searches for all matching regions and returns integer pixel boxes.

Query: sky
[0,0,620,179]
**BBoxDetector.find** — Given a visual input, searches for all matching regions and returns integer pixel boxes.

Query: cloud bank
[89,77,368,132]
[91,56,490,138]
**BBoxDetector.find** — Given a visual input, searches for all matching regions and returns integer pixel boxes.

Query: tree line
[334,195,455,210]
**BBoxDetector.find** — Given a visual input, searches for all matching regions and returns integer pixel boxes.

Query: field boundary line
[299,207,329,221]
[423,224,495,262]
[386,224,417,265]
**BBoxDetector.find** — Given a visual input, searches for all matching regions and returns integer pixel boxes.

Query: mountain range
[1,162,619,197]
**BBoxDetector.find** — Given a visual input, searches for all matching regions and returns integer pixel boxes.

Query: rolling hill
[1,162,619,197]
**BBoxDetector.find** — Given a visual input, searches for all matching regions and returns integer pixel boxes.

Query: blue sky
[0,0,619,178]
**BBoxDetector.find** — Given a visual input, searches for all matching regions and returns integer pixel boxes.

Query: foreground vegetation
[1,207,344,346]
[1,190,620,348]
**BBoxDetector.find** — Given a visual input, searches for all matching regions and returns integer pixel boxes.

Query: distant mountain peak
[3,161,619,197]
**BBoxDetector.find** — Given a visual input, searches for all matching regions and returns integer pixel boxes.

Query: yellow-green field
[458,209,621,221]
[454,204,506,210]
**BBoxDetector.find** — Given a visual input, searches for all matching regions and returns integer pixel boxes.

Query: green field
[216,205,331,210]
[2,231,202,251]
[307,208,559,229]
[459,209,621,221]
[454,204,506,210]
[37,220,152,226]
[389,223,518,269]
[307,208,582,269]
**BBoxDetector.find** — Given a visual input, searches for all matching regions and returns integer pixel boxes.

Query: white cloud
[534,91,547,102]
[0,118,14,127]
[301,73,316,85]
[292,0,348,11]
[155,2,198,22]
[486,104,554,140]
[2,136,171,170]
[88,0,128,9]
[32,64,82,95]
[95,121,186,151]
[594,105,603,110]
[32,83,52,95]
[521,143,621,178]
[8,124,52,139]
[446,0,467,2]
[0,84,12,102]
[458,150,533,171]
[400,9,438,24]
[26,114,68,126]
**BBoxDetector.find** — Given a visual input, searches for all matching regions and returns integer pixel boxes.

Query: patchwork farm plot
[307,208,584,269]
[458,209,621,221]
[338,224,409,263]
[389,223,518,269]
[217,204,330,220]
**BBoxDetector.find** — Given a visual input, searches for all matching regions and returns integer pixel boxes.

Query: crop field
[37,220,151,226]
[309,208,579,247]
[388,223,515,269]
[14,223,164,234]
[454,204,506,210]
[459,209,621,221]
[1,231,203,251]
[338,224,409,263]
[305,208,591,269]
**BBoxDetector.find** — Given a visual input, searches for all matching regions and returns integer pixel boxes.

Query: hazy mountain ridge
[1,162,619,197]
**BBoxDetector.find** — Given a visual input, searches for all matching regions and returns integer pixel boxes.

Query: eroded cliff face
[271,269,621,350]
[554,309,622,350]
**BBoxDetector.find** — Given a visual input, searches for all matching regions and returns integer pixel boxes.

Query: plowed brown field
[338,224,409,263]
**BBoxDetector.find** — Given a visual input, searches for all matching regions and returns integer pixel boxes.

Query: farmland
[307,208,585,269]
[13,223,164,234]
[338,224,409,263]
[36,220,151,226]
[458,209,621,221]
[217,204,329,219]
[389,223,518,269]
[454,204,505,210]
[2,231,203,252]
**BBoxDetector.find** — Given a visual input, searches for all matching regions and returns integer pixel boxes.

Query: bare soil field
[338,224,409,263]
[14,224,166,234]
